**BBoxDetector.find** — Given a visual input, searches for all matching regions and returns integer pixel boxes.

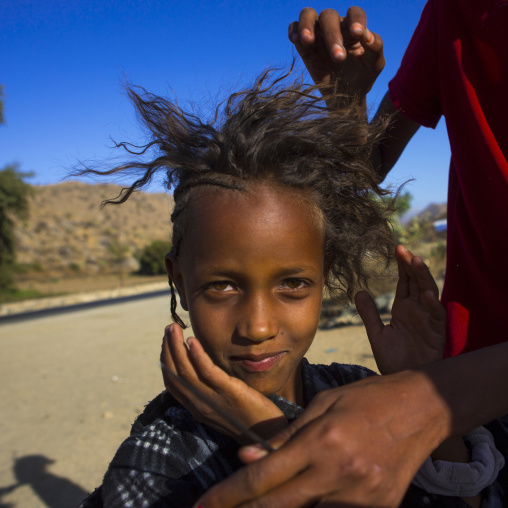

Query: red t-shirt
[389,0,508,356]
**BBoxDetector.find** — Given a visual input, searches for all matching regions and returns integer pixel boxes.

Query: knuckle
[320,422,347,449]
[242,462,265,489]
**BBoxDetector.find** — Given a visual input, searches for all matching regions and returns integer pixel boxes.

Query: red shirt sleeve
[388,0,442,128]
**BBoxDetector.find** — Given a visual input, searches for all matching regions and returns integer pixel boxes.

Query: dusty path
[0,293,376,508]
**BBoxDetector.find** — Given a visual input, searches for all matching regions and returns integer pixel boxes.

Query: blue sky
[1,0,450,209]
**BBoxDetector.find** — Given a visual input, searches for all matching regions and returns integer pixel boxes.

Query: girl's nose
[236,295,279,343]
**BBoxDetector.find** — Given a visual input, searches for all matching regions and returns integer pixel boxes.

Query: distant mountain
[13,181,174,276]
[402,202,447,224]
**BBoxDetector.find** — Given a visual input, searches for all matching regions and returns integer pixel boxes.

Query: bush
[0,164,33,290]
[137,239,172,275]
[430,242,447,262]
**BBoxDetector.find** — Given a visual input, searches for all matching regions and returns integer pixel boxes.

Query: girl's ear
[165,254,188,311]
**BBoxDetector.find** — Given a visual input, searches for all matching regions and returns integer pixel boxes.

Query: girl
[79,67,504,507]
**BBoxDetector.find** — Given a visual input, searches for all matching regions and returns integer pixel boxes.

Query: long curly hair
[78,64,395,327]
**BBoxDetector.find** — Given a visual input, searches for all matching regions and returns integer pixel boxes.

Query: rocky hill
[402,202,447,225]
[417,202,447,221]
[13,181,174,276]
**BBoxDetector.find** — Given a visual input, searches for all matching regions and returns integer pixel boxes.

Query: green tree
[0,164,34,290]
[390,190,412,219]
[137,239,171,275]
[389,190,412,242]
[370,190,413,242]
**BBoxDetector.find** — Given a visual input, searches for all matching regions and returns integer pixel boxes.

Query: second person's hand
[288,6,385,96]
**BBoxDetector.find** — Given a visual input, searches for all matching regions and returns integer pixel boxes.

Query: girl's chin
[236,375,293,400]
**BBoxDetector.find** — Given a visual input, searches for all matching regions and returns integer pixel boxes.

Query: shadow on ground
[0,454,88,507]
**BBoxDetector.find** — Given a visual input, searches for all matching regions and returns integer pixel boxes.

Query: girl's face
[167,183,325,405]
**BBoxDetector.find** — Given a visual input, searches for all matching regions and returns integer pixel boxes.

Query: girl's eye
[281,278,307,290]
[209,281,234,292]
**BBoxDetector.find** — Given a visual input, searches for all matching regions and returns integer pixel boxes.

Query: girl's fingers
[165,324,203,389]
[166,327,234,395]
[161,325,178,373]
[186,336,232,389]
[161,328,187,398]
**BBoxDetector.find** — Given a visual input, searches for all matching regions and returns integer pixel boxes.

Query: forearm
[371,92,420,182]
[328,90,420,182]
[416,342,508,437]
[393,346,508,508]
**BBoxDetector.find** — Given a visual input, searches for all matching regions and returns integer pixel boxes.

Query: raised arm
[371,92,420,182]
[290,6,421,182]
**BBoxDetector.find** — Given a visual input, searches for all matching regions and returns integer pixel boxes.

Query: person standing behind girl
[289,2,508,358]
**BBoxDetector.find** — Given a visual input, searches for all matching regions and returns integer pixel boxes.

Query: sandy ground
[0,293,377,508]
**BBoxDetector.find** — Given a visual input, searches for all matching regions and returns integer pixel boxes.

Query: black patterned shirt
[79,359,506,508]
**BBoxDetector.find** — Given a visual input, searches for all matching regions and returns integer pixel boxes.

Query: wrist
[431,436,470,463]
[388,369,453,450]
[241,415,288,444]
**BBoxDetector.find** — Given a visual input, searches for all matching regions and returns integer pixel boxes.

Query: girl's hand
[160,324,287,443]
[289,6,385,97]
[355,245,447,375]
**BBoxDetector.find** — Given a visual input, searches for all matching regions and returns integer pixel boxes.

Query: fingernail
[332,44,345,60]
[243,444,269,459]
[351,22,363,36]
[185,336,192,348]
[365,29,374,44]
[301,28,312,42]
[166,323,174,334]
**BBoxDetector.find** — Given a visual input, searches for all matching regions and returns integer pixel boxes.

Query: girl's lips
[232,352,286,372]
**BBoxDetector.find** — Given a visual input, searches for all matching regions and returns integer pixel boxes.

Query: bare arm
[371,92,421,182]
[290,7,421,182]
[195,343,508,508]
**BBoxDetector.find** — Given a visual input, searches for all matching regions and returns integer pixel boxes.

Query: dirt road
[0,293,376,507]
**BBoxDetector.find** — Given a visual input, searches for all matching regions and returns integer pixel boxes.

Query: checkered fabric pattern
[79,359,508,507]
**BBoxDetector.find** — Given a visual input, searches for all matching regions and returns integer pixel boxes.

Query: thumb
[355,290,384,345]
[238,413,310,464]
